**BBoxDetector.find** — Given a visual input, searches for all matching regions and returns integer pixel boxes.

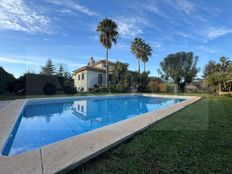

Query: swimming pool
[2,95,185,156]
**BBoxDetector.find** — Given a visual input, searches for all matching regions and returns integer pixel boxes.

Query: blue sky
[0,0,232,78]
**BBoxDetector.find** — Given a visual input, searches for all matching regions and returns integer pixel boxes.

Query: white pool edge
[0,94,201,174]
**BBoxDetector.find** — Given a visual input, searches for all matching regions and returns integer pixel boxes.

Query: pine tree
[57,64,65,77]
[40,59,56,75]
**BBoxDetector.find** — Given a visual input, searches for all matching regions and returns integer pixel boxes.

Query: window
[81,106,84,112]
[78,75,80,80]
[82,73,84,80]
[98,74,103,84]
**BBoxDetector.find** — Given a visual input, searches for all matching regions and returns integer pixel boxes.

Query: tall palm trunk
[138,58,140,74]
[138,58,141,90]
[106,48,109,88]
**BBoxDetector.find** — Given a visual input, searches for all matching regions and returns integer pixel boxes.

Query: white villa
[73,57,115,92]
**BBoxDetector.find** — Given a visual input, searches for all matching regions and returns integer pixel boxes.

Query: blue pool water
[2,95,184,156]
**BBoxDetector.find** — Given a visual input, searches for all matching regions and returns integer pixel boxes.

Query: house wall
[73,70,88,91]
[87,70,106,90]
[73,70,106,92]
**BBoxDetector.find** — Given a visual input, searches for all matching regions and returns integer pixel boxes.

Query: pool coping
[0,94,201,174]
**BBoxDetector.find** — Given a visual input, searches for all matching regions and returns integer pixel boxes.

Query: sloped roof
[73,66,106,74]
[73,59,116,74]
[92,59,114,66]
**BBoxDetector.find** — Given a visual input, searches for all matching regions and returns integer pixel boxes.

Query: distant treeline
[0,59,76,95]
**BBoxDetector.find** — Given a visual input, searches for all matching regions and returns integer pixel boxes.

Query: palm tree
[131,37,144,74]
[141,43,152,72]
[97,18,119,88]
[142,56,148,72]
[113,61,128,84]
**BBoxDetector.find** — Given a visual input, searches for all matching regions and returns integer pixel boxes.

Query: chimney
[89,57,94,66]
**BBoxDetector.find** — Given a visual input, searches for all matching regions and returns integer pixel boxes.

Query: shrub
[109,84,118,93]
[63,86,77,94]
[0,67,15,94]
[109,84,128,93]
[167,85,174,93]
[91,85,108,93]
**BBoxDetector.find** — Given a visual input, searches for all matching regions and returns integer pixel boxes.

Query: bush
[109,84,128,93]
[137,72,151,92]
[90,85,108,93]
[109,84,118,93]
[63,86,77,94]
[226,93,232,97]
[167,85,174,93]
[0,67,15,94]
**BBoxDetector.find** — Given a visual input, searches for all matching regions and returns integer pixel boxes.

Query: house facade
[73,57,115,92]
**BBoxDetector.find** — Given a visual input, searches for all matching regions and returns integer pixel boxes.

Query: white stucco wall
[87,70,106,90]
[73,70,106,92]
[73,70,88,91]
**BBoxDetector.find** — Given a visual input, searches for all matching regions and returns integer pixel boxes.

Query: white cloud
[0,56,41,65]
[176,32,192,38]
[0,56,85,68]
[115,43,129,50]
[204,27,232,40]
[140,2,168,18]
[176,0,194,15]
[165,0,194,15]
[150,41,162,48]
[47,0,98,16]
[115,16,150,39]
[199,46,218,54]
[0,0,52,34]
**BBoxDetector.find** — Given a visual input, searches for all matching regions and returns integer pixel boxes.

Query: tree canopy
[203,57,232,93]
[96,18,119,49]
[203,60,217,78]
[112,61,129,84]
[160,52,199,92]
[40,59,56,75]
[57,64,65,77]
[141,42,152,72]
[0,67,15,94]
[131,37,152,73]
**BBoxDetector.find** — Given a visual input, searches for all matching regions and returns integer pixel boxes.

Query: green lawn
[68,94,232,174]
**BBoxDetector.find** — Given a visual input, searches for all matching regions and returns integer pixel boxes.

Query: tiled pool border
[0,94,201,174]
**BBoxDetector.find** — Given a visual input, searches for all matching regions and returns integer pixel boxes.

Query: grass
[67,94,232,174]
